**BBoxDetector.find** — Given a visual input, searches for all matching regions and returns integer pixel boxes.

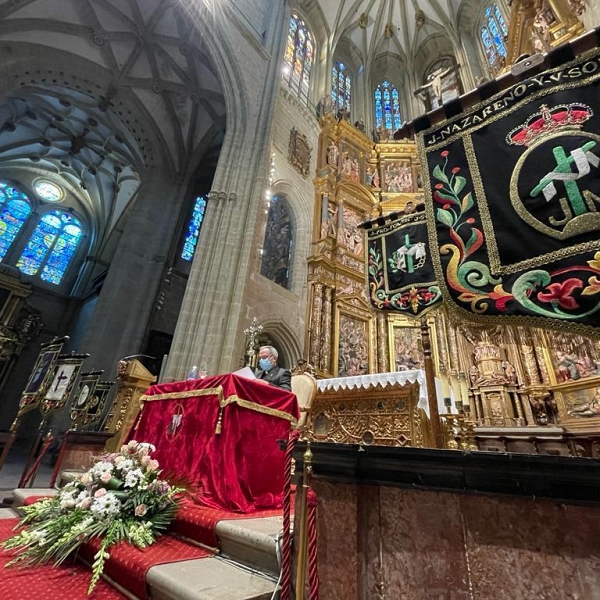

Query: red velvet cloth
[79,534,210,600]
[128,374,299,513]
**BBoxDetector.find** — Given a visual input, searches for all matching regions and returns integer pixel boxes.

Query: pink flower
[148,459,159,471]
[79,473,92,486]
[435,183,443,189]
[100,472,112,484]
[94,488,107,498]
[114,456,125,467]
[141,455,151,467]
[79,498,92,510]
[441,150,449,157]
[134,504,148,517]
[452,167,460,174]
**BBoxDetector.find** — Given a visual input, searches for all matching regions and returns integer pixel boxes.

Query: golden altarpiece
[306,114,600,457]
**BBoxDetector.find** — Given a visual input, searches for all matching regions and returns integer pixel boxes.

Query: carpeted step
[147,555,278,600]
[216,516,283,576]
[12,487,56,508]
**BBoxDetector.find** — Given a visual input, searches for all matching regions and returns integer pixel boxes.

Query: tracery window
[181,195,207,262]
[282,12,314,104]
[0,182,31,261]
[480,3,508,66]
[331,62,351,115]
[260,195,293,290]
[16,210,83,285]
[374,80,402,132]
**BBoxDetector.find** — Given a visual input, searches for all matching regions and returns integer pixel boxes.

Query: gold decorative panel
[310,382,424,447]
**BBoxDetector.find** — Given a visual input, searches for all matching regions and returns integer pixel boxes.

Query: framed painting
[542,330,600,385]
[334,302,375,377]
[381,159,414,195]
[387,314,438,373]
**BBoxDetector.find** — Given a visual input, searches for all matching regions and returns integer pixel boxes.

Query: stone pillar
[164,1,289,381]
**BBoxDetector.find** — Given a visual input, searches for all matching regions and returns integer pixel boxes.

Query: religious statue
[326,140,339,167]
[533,7,554,44]
[502,360,518,385]
[341,152,352,178]
[414,63,461,106]
[567,0,588,16]
[350,157,360,182]
[469,364,480,387]
[337,106,350,122]
[354,118,365,133]
[376,125,389,142]
[569,388,600,417]
[317,95,333,118]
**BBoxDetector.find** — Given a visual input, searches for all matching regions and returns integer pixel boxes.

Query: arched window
[282,12,314,104]
[16,210,83,284]
[260,195,293,290]
[181,195,207,262]
[374,81,402,132]
[0,182,31,261]
[480,3,508,67]
[331,62,351,115]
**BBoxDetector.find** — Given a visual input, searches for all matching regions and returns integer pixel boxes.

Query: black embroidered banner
[366,211,441,315]
[417,48,600,332]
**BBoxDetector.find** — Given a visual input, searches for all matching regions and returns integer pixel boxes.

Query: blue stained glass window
[332,61,351,114]
[16,211,82,284]
[283,13,314,105]
[374,81,401,132]
[181,195,207,262]
[480,3,507,65]
[0,183,31,261]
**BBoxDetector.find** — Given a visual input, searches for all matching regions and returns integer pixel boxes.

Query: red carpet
[170,496,286,548]
[0,518,126,600]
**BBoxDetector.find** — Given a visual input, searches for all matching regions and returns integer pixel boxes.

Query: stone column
[164,1,289,381]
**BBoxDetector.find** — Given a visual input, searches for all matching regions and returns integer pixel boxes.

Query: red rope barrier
[20,433,54,488]
[307,489,319,600]
[279,429,299,600]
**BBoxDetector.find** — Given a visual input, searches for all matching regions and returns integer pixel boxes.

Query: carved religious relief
[337,313,369,377]
[337,206,364,258]
[288,127,311,178]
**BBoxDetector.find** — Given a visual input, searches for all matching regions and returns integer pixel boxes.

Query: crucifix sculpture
[244,317,263,367]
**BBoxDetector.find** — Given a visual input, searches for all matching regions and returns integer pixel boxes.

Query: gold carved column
[320,285,333,372]
[104,359,156,452]
[309,283,323,369]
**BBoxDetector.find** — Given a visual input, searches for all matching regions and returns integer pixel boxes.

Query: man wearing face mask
[255,345,292,392]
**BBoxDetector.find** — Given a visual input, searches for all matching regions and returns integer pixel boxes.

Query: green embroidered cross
[403,234,414,273]
[531,141,598,217]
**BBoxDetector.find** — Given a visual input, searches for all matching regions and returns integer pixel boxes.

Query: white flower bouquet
[1,440,182,595]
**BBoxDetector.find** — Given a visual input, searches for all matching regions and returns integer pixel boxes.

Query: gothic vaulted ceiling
[314,0,465,63]
[0,0,226,248]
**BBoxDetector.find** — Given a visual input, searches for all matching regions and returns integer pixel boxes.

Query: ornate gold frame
[333,296,376,376]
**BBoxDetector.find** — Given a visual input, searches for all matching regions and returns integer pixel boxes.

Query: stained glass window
[34,180,63,202]
[0,182,31,261]
[260,195,293,290]
[331,62,351,115]
[181,195,207,262]
[16,210,82,284]
[282,13,314,105]
[374,81,402,132]
[481,3,508,65]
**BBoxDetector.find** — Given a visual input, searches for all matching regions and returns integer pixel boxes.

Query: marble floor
[0,447,53,497]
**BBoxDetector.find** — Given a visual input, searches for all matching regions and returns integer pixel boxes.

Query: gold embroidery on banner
[139,387,225,403]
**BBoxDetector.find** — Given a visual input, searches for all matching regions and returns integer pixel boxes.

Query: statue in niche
[341,152,352,178]
[350,157,360,182]
[320,194,337,238]
[533,7,555,44]
[326,140,339,167]
[502,360,518,385]
[567,0,588,16]
[340,208,363,256]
